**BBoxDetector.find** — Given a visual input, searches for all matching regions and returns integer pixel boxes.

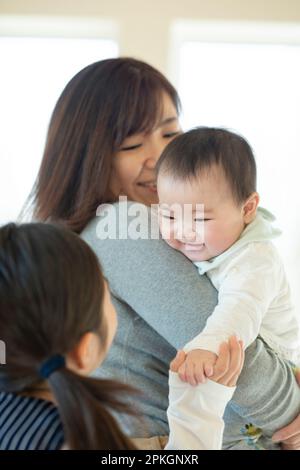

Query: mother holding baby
[29,57,300,449]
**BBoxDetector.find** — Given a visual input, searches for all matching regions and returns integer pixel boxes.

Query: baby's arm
[166,371,234,449]
[180,244,280,385]
[166,338,244,450]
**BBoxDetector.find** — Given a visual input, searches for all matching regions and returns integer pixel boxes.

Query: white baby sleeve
[184,243,280,355]
[165,371,235,450]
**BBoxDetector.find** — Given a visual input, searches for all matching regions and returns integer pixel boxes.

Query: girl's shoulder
[0,392,64,450]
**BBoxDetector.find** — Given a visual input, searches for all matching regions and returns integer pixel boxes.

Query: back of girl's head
[0,222,103,386]
[156,127,257,204]
[32,58,181,232]
[0,223,136,449]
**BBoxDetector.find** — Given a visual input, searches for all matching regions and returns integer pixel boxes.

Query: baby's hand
[178,349,217,386]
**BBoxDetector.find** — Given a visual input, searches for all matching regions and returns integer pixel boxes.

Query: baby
[156,127,300,386]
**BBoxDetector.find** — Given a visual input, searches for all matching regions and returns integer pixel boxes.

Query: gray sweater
[82,202,300,448]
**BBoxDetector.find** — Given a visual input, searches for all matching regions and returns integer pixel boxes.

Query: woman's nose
[144,157,158,169]
[143,138,166,169]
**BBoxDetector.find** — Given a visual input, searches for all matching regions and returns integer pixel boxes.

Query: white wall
[1,0,300,73]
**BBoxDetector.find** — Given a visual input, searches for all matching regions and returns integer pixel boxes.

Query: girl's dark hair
[29,57,180,233]
[0,222,137,449]
[156,127,257,204]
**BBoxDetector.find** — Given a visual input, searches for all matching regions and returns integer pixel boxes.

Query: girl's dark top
[0,391,64,450]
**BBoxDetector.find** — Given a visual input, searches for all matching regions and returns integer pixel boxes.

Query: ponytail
[48,368,138,450]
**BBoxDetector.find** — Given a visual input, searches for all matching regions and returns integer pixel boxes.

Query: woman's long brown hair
[0,222,137,449]
[29,58,180,233]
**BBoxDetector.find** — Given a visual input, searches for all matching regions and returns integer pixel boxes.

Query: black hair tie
[39,354,65,379]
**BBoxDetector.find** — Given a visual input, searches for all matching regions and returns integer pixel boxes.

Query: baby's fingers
[194,363,206,384]
[178,363,187,383]
[185,363,198,386]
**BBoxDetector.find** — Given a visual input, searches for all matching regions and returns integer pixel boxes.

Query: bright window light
[0,36,118,224]
[170,22,300,314]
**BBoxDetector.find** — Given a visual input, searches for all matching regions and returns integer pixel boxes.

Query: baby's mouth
[183,243,205,251]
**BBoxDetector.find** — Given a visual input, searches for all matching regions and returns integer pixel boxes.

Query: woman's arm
[273,415,300,449]
[272,370,300,449]
[227,338,300,449]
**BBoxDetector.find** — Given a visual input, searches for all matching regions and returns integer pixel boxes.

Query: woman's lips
[137,181,157,193]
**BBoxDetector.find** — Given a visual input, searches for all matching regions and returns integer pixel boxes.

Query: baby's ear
[243,192,259,224]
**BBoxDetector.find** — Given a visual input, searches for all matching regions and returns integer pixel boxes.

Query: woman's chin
[118,188,158,206]
[136,188,159,206]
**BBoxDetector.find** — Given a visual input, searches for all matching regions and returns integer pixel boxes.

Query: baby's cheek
[159,219,174,241]
[203,226,212,245]
[208,231,231,254]
[159,224,169,241]
[164,237,179,250]
[159,219,183,251]
[160,234,182,253]
[205,228,222,251]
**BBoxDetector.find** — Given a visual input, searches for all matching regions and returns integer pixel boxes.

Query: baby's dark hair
[0,222,137,449]
[156,127,257,204]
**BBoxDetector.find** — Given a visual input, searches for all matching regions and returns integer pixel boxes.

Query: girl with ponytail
[0,222,137,450]
[0,222,243,450]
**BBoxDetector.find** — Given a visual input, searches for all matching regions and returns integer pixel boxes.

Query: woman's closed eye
[120,143,142,151]
[163,131,180,139]
[121,132,180,150]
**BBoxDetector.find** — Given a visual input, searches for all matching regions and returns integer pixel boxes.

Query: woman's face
[109,92,181,206]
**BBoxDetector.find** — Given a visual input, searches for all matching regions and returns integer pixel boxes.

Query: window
[170,21,300,314]
[0,16,118,224]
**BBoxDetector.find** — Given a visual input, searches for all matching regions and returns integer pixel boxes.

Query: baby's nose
[182,228,197,242]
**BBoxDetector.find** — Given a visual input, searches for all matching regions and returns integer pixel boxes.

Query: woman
[30,58,300,449]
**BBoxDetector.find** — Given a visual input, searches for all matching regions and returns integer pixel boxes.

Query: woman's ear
[67,332,102,375]
[243,192,260,224]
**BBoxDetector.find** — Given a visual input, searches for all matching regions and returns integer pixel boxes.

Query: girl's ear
[67,332,102,375]
[243,192,260,224]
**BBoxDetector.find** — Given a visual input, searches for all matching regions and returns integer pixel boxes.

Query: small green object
[241,423,264,450]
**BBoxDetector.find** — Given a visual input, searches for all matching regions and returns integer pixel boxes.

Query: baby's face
[157,166,246,262]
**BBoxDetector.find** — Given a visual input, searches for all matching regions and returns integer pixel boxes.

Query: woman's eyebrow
[156,116,178,129]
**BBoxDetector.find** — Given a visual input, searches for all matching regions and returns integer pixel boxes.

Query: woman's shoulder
[81,200,159,247]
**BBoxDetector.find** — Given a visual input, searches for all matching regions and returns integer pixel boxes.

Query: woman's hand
[210,336,244,387]
[272,369,300,450]
[170,336,244,387]
[170,350,187,373]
